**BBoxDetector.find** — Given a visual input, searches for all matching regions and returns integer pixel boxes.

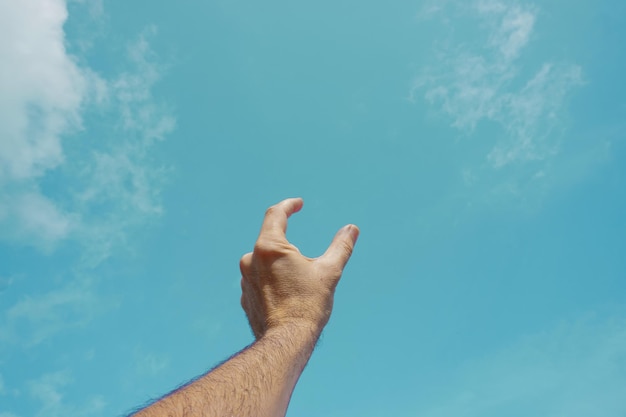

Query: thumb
[321,224,360,271]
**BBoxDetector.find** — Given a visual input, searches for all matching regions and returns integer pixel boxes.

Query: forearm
[135,322,321,417]
[132,198,358,416]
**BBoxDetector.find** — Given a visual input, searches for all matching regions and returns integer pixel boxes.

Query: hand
[240,198,359,339]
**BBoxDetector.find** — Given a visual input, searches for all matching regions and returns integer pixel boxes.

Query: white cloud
[0,191,72,250]
[0,0,87,249]
[486,63,583,168]
[0,1,173,258]
[114,26,176,142]
[412,0,583,169]
[486,4,535,61]
[0,0,85,181]
[416,313,626,417]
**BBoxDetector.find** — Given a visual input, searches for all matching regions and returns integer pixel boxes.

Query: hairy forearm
[133,198,358,416]
[134,322,321,417]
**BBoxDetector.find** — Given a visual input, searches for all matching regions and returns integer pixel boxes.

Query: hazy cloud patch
[134,348,170,377]
[417,313,626,417]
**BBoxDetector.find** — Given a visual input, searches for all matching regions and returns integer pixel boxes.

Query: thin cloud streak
[28,370,106,417]
[0,278,105,347]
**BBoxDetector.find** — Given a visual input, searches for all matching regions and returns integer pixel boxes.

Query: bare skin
[133,198,359,417]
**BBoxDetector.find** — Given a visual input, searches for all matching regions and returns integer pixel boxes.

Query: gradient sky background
[1,0,625,416]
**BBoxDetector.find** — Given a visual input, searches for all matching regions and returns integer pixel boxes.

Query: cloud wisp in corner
[412,0,583,169]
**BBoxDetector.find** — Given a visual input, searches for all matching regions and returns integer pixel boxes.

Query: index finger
[258,197,304,239]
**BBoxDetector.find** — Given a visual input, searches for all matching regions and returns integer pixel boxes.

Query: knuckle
[254,238,280,256]
[265,205,278,217]
[239,253,252,274]
[241,275,255,293]
[240,289,252,312]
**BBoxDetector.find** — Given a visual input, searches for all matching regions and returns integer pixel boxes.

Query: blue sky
[1,0,625,416]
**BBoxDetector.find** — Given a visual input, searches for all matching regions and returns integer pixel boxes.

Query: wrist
[266,297,333,337]
[263,319,323,346]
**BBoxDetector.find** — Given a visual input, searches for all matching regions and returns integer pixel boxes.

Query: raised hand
[240,198,360,339]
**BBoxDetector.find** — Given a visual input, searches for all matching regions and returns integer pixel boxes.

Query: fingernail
[344,225,360,243]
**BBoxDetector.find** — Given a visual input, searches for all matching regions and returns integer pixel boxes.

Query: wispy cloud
[134,348,170,376]
[0,192,72,250]
[28,370,106,417]
[0,276,15,294]
[416,313,626,417]
[0,278,108,347]
[0,275,118,346]
[69,0,104,19]
[71,27,175,265]
[412,0,583,169]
